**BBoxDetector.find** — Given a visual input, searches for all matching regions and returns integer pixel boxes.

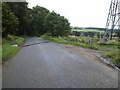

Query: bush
[98,40,118,45]
[73,31,81,36]
[7,35,15,40]
[115,30,120,38]
[91,45,98,50]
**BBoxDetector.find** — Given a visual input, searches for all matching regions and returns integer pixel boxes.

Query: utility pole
[103,0,120,41]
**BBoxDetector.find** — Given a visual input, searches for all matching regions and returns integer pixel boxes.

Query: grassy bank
[41,35,119,50]
[103,49,120,68]
[41,35,120,67]
[41,35,97,49]
[2,35,25,63]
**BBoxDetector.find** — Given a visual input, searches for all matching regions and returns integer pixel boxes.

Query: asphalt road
[3,37,118,88]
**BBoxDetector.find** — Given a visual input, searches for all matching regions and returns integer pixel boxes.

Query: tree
[2,2,71,37]
[24,8,33,36]
[30,6,50,36]
[44,11,71,37]
[6,2,29,35]
[2,3,19,37]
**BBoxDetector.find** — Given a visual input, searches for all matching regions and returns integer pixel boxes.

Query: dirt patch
[55,43,104,61]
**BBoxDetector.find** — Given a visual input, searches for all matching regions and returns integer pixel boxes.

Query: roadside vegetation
[2,35,24,63]
[103,49,120,68]
[41,34,119,50]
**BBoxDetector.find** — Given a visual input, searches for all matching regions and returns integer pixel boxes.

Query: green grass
[103,49,120,67]
[41,35,99,50]
[41,35,119,50]
[2,35,25,63]
[43,37,69,44]
[2,44,20,61]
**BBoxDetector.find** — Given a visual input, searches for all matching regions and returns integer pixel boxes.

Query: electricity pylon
[103,0,120,41]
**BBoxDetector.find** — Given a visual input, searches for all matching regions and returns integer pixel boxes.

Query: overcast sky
[27,0,110,28]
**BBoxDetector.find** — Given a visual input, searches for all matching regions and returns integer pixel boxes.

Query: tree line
[73,27,106,31]
[2,2,71,37]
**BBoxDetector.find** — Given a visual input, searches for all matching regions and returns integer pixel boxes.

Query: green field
[72,29,104,33]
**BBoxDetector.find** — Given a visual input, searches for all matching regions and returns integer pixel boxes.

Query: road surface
[3,37,118,88]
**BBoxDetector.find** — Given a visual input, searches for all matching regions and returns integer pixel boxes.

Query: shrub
[98,40,118,46]
[7,35,15,40]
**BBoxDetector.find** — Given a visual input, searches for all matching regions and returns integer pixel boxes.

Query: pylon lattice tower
[103,0,120,40]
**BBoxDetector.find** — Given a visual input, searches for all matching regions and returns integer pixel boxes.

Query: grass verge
[41,35,103,50]
[102,49,120,68]
[2,35,25,63]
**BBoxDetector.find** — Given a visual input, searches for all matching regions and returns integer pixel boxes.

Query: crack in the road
[22,41,49,47]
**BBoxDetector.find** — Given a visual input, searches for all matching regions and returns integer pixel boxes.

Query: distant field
[72,29,105,33]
